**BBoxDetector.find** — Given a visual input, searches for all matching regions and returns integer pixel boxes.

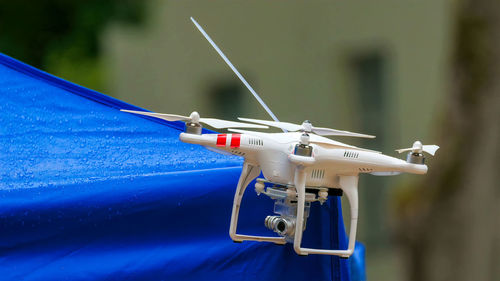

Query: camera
[256,179,315,242]
[265,215,295,236]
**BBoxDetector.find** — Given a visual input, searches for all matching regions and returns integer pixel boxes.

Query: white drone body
[121,18,439,258]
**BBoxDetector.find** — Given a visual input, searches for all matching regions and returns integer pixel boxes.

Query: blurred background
[1,0,498,280]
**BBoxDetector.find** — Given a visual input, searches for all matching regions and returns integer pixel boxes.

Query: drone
[121,17,439,258]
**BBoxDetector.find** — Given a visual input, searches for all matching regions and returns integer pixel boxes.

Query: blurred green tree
[397,0,500,280]
[0,0,145,92]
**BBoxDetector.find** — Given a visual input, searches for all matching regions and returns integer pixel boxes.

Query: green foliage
[0,0,145,91]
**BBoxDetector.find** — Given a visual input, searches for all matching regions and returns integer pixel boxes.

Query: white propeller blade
[228,128,381,153]
[238,118,301,131]
[238,117,375,138]
[395,148,413,154]
[311,127,375,138]
[422,145,440,156]
[121,110,190,122]
[198,118,267,129]
[396,142,440,156]
[190,17,284,131]
[121,109,268,129]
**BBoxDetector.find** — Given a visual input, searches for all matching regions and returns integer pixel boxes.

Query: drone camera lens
[277,220,286,233]
[264,216,295,236]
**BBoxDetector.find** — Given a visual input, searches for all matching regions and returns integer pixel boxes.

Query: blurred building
[102,1,453,279]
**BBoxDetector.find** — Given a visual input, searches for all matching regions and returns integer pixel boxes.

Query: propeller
[237,118,375,138]
[396,141,439,156]
[228,128,381,153]
[120,110,268,129]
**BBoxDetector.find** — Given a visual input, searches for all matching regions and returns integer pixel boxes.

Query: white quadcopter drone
[122,18,439,258]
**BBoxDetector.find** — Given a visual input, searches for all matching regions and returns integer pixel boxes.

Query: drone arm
[293,173,358,257]
[229,161,286,244]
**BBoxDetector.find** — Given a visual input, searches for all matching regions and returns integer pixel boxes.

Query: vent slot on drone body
[311,169,325,179]
[359,168,373,172]
[231,150,246,156]
[343,150,359,158]
[249,138,263,146]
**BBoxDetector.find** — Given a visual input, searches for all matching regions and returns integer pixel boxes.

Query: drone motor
[294,132,313,157]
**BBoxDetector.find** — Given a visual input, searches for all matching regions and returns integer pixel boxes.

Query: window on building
[350,51,390,251]
[351,52,387,141]
[208,80,245,120]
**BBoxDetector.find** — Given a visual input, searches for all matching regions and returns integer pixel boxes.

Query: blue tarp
[0,53,365,280]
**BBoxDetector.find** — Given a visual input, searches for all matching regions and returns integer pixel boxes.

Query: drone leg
[338,175,359,258]
[293,166,308,255]
[293,173,359,258]
[229,161,286,244]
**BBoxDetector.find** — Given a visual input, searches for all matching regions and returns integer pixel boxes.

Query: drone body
[180,130,430,186]
[121,17,439,257]
[178,128,435,257]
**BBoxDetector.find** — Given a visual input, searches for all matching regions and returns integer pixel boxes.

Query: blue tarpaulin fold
[0,53,365,280]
